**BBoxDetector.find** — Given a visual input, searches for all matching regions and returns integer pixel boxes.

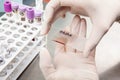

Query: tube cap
[35,11,43,17]
[19,6,26,12]
[12,3,19,10]
[4,1,12,12]
[26,8,34,19]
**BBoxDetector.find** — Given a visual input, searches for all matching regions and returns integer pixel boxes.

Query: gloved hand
[41,0,120,57]
[39,16,99,80]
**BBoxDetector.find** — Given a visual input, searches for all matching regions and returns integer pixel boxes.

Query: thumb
[84,24,110,57]
[83,12,116,57]
[39,47,56,78]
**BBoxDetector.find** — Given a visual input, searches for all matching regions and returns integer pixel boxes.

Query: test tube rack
[0,1,46,80]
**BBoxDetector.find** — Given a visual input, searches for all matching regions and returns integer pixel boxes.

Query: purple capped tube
[4,1,12,17]
[26,8,35,23]
[12,3,19,13]
[18,6,26,21]
[35,10,43,23]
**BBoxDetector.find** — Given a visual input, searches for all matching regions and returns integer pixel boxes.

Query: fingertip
[72,15,81,22]
[71,15,81,24]
[74,15,81,19]
[79,18,87,37]
[40,22,51,35]
[81,18,86,21]
[81,18,87,27]
[70,15,81,35]
[40,29,48,35]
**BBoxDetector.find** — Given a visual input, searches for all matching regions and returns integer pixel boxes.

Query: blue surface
[0,0,4,12]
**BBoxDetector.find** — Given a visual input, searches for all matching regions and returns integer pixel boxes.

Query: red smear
[53,40,65,45]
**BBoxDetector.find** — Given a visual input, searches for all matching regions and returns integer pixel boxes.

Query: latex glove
[39,15,99,80]
[41,0,120,57]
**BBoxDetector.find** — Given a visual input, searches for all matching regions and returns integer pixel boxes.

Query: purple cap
[26,8,35,19]
[19,6,26,12]
[35,11,43,17]
[4,1,12,12]
[12,3,19,10]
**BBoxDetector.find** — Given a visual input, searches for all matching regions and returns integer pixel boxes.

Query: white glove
[41,0,120,57]
[39,15,99,80]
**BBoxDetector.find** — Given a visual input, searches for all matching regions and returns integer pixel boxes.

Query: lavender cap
[26,8,35,20]
[35,11,43,17]
[19,6,26,12]
[12,3,19,10]
[4,1,12,12]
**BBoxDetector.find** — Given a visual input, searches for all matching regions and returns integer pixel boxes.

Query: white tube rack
[0,3,46,79]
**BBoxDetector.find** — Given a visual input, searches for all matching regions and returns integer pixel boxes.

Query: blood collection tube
[12,3,19,13]
[4,1,12,17]
[35,11,42,23]
[19,6,26,21]
[35,11,43,37]
[26,8,35,23]
[12,3,19,19]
